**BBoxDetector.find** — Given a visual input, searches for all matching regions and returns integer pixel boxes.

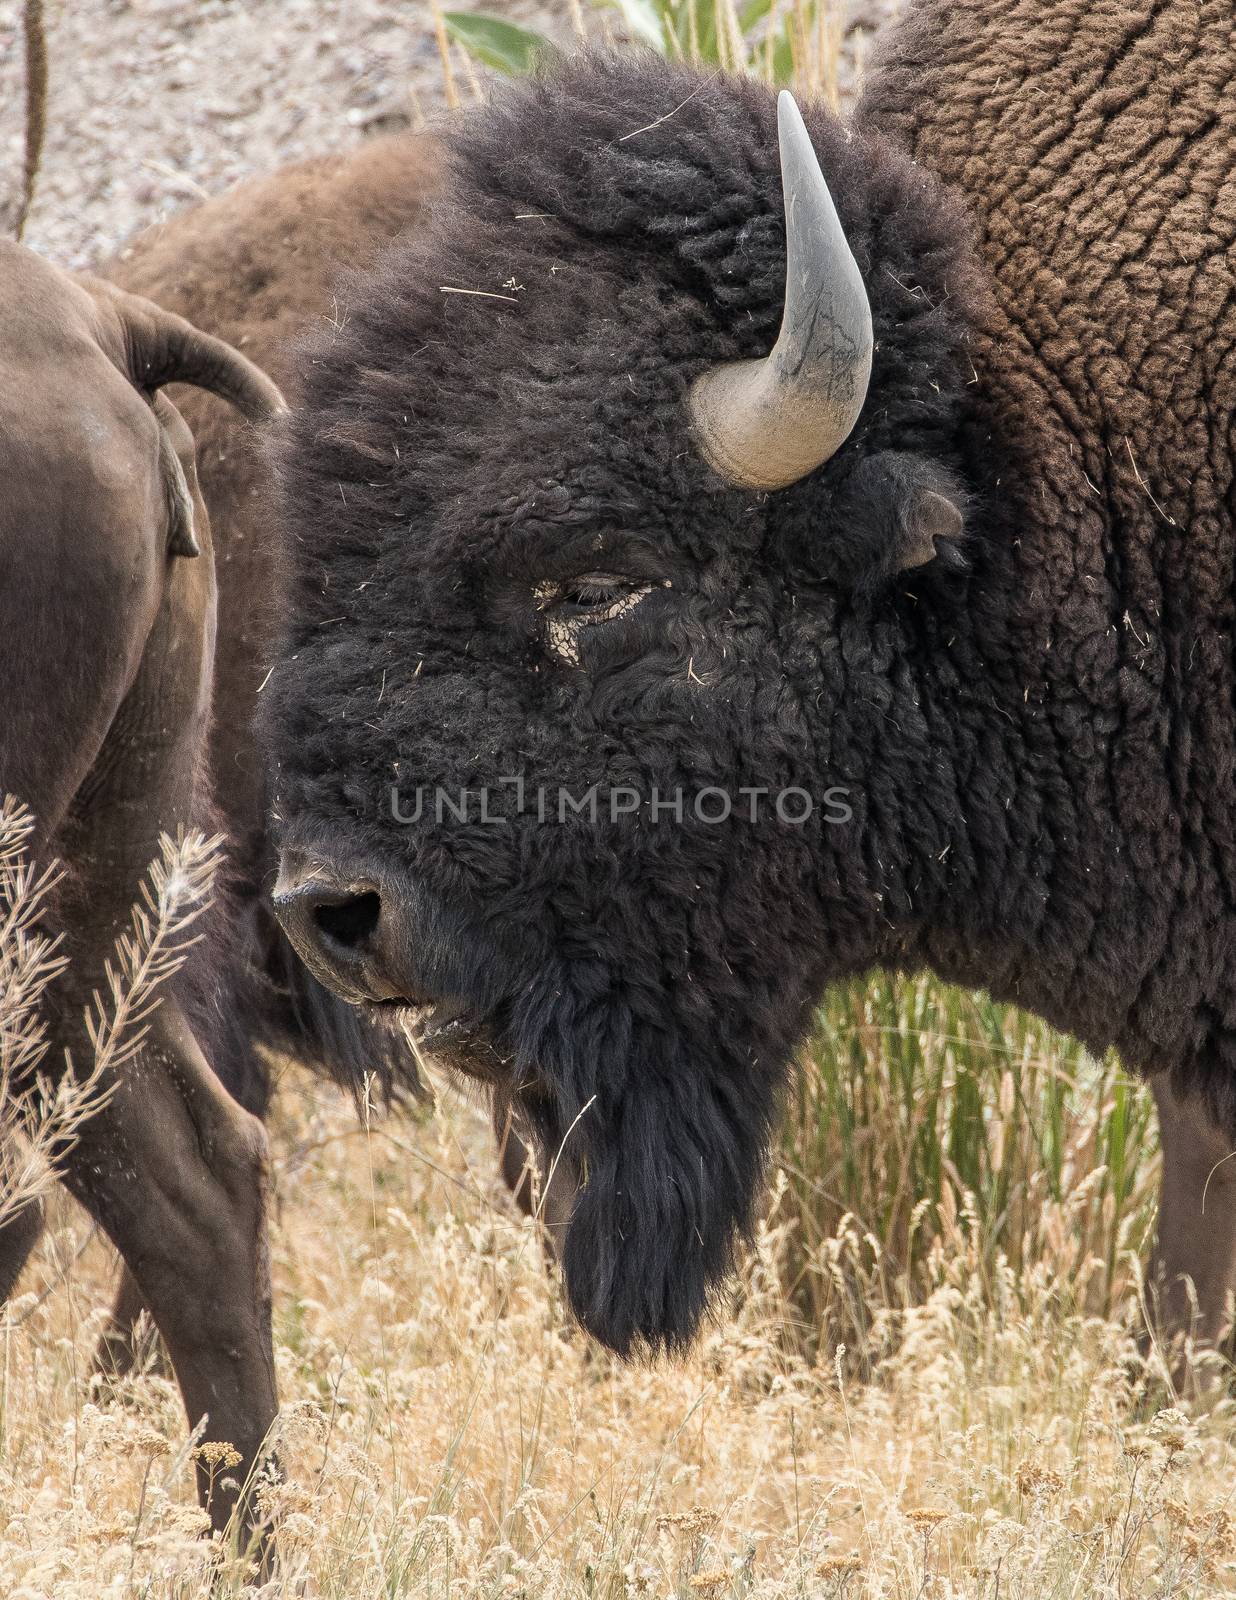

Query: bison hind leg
[1148,1073,1236,1389]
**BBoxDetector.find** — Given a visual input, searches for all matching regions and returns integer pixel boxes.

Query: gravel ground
[0,0,571,267]
[1,0,895,271]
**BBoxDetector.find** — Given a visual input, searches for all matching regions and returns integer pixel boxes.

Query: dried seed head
[1014,1462,1065,1497]
[817,1554,863,1577]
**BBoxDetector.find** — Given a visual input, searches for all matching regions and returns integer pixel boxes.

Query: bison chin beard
[543,1053,784,1360]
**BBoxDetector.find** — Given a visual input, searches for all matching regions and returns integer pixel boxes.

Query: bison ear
[900,486,965,570]
[817,450,968,590]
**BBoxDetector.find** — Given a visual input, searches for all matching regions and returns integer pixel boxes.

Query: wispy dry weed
[0,798,221,1300]
[0,1046,1232,1598]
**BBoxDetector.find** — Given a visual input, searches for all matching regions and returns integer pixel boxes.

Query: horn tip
[777,89,805,136]
[776,90,823,196]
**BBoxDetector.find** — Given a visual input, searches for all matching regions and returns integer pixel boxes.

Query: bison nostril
[313,889,382,950]
[272,858,400,1002]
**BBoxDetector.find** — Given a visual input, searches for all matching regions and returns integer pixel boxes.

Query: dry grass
[2,1051,1234,1599]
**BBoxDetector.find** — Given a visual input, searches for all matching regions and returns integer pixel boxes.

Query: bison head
[265,55,985,1355]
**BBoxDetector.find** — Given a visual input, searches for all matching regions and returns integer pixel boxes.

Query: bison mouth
[374,997,468,1047]
[376,1000,517,1089]
[272,834,779,1362]
[271,839,528,1086]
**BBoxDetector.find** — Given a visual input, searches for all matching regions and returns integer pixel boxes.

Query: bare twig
[428,0,459,110]
[618,84,705,143]
[439,285,519,302]
[14,0,48,241]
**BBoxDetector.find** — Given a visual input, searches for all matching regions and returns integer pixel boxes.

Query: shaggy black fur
[266,44,1236,1356]
[265,52,982,1356]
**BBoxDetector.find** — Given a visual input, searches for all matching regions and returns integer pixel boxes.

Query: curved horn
[688,91,873,491]
[106,283,287,422]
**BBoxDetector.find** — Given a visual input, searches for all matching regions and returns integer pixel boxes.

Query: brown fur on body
[860,0,1236,1111]
[0,239,282,1547]
[101,133,444,1106]
[863,0,1236,1071]
[859,0,1236,1349]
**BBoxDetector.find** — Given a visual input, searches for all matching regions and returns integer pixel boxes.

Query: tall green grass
[774,976,1159,1360]
[442,0,852,106]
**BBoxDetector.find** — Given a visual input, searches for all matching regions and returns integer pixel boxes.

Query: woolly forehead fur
[274,50,983,629]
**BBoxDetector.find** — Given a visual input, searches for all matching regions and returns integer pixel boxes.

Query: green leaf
[442,12,553,75]
[692,0,719,64]
[612,0,667,50]
[771,17,795,85]
[738,0,774,31]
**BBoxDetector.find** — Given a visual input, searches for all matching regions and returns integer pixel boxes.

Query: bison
[259,22,1236,1366]
[9,0,1225,1427]
[0,239,284,1542]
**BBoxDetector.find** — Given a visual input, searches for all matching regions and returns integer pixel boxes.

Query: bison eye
[533,573,656,666]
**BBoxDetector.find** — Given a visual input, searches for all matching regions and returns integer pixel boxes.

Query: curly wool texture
[268,52,982,1355]
[860,0,1236,1127]
[268,27,1236,1352]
